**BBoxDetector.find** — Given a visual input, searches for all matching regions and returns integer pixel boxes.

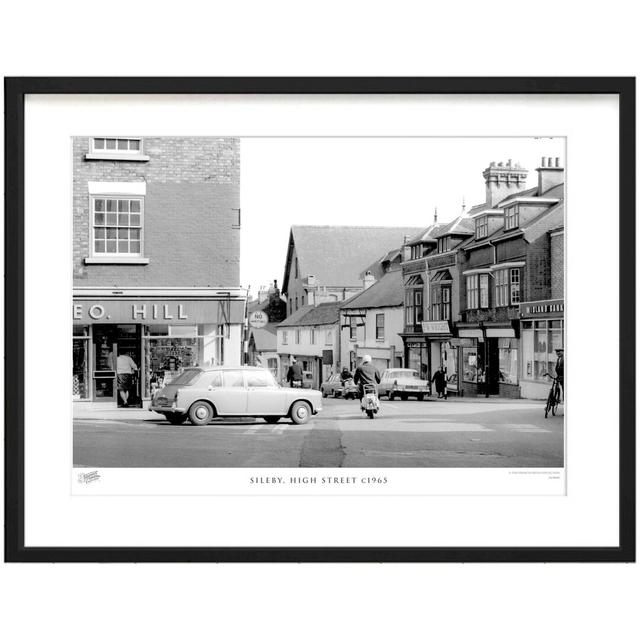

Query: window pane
[106,199,117,212]
[94,212,105,226]
[106,138,116,149]
[247,371,274,387]
[130,241,141,253]
[94,138,105,149]
[118,228,128,239]
[118,240,129,253]
[118,200,129,212]
[117,139,128,150]
[94,240,105,253]
[129,139,140,150]
[106,228,117,239]
[94,227,106,239]
[94,199,104,212]
[130,200,141,212]
[118,213,129,226]
[128,214,139,227]
[130,228,140,240]
[223,371,244,388]
[106,240,117,253]
[106,213,117,226]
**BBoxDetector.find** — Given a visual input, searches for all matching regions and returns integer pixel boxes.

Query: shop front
[73,288,246,406]
[457,324,520,398]
[519,299,564,400]
[402,321,452,385]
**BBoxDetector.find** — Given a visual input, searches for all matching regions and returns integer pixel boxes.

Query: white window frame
[282,331,288,345]
[475,216,489,239]
[495,269,509,307]
[325,330,333,346]
[505,205,520,230]
[376,313,385,341]
[91,195,144,258]
[479,273,490,308]
[466,274,479,309]
[510,268,521,304]
[91,137,144,155]
[310,328,315,345]
[295,329,300,344]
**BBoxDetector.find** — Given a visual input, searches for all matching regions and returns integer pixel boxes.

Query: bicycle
[543,372,561,418]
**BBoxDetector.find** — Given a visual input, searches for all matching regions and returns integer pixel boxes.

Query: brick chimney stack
[536,156,564,195]
[483,159,529,207]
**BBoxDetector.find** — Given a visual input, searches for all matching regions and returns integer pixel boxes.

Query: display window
[441,341,458,389]
[73,325,90,400]
[521,319,564,381]
[498,337,518,384]
[462,346,484,383]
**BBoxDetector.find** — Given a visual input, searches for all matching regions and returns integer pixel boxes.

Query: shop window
[521,319,564,381]
[505,204,520,230]
[72,327,90,400]
[462,347,484,383]
[92,196,143,256]
[441,342,458,389]
[498,338,518,384]
[92,137,142,154]
[376,313,385,340]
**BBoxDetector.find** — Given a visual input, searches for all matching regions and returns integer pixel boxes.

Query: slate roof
[340,269,404,310]
[277,301,342,328]
[432,215,474,238]
[406,223,445,244]
[282,225,423,293]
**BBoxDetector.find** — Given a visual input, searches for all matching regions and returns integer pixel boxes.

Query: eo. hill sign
[73,299,245,324]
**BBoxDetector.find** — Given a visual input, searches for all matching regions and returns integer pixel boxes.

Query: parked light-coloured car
[378,368,430,401]
[321,373,343,397]
[150,366,322,426]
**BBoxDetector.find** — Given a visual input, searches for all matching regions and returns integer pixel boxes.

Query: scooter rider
[353,355,381,398]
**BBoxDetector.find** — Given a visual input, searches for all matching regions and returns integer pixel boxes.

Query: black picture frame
[4,77,635,563]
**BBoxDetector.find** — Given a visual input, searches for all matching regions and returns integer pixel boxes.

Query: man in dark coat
[555,348,564,399]
[286,358,304,387]
[431,366,447,399]
[353,355,381,397]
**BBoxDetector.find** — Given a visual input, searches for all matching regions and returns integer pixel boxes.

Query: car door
[245,369,286,415]
[216,370,248,415]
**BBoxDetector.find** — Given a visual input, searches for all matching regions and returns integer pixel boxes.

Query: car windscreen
[169,368,203,386]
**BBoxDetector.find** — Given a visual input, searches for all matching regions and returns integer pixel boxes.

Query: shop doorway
[92,324,142,407]
[485,338,500,395]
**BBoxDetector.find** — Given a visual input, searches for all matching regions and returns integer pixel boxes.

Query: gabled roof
[433,215,474,238]
[277,301,341,328]
[282,225,423,294]
[496,186,538,206]
[249,325,277,351]
[340,269,404,310]
[407,223,446,245]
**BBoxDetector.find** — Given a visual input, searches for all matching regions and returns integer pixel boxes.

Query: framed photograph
[5,77,635,562]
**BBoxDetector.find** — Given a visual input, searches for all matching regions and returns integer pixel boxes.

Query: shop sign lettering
[520,300,564,317]
[421,321,450,334]
[73,303,188,321]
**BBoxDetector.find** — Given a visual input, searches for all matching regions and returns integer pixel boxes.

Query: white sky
[240,137,565,296]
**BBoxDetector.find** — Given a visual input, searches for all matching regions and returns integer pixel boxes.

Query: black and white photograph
[72,135,566,472]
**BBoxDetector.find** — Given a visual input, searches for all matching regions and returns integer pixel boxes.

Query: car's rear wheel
[264,416,280,424]
[417,394,425,402]
[166,413,187,425]
[321,389,328,398]
[290,401,311,425]
[188,401,214,426]
[401,394,408,401]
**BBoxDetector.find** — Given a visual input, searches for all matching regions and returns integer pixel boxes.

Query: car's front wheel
[188,401,214,426]
[166,413,187,425]
[290,401,311,425]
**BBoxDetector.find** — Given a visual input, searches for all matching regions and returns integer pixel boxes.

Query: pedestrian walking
[287,357,304,388]
[116,351,138,407]
[555,347,564,400]
[431,366,447,399]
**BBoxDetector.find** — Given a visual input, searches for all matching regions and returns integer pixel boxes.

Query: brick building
[72,136,246,406]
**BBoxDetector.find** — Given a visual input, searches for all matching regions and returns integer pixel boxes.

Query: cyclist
[554,348,564,400]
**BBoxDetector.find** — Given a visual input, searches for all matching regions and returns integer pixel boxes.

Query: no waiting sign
[249,310,269,328]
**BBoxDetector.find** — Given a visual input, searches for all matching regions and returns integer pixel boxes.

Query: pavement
[74,396,564,468]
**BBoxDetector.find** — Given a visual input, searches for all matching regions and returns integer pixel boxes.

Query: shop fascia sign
[73,302,188,321]
[519,299,564,317]
[421,320,451,334]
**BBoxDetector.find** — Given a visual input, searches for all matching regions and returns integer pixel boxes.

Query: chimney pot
[555,157,560,167]
[541,157,546,167]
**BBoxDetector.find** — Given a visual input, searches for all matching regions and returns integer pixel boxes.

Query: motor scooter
[360,383,380,419]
